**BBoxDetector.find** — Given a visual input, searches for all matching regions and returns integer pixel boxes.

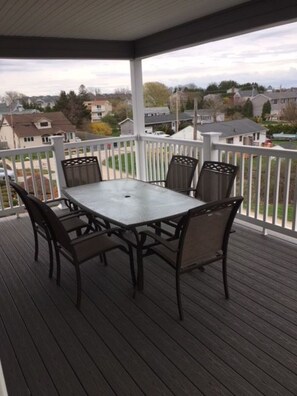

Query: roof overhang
[0,0,296,60]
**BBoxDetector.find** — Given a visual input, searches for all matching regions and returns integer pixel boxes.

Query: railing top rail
[141,135,204,147]
[0,145,53,157]
[214,142,297,159]
[64,135,136,149]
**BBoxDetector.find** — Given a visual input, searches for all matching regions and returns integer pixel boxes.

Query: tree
[54,87,90,127]
[90,122,112,136]
[4,91,25,108]
[242,98,253,118]
[281,102,297,127]
[262,100,271,120]
[143,82,170,106]
[204,95,224,121]
[205,82,219,94]
[218,80,239,92]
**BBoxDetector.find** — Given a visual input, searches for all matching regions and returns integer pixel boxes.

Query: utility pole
[175,89,179,133]
[193,97,198,140]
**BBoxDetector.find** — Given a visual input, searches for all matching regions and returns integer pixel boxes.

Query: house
[172,118,267,146]
[0,111,77,149]
[185,109,225,123]
[119,113,193,136]
[83,100,112,122]
[251,91,297,119]
[144,107,170,116]
[233,88,258,105]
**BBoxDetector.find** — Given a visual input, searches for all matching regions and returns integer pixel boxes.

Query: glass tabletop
[63,178,204,228]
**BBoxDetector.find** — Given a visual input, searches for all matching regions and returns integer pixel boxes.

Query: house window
[40,121,49,127]
[42,135,50,143]
[253,133,256,139]
[96,105,101,109]
[226,138,233,144]
[239,135,243,142]
[24,136,34,142]
[272,99,277,104]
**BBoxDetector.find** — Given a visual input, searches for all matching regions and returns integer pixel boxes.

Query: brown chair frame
[149,155,198,194]
[140,196,243,320]
[27,194,136,309]
[10,181,91,278]
[62,156,102,188]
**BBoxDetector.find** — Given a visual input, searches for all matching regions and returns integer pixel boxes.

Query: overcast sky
[0,21,296,97]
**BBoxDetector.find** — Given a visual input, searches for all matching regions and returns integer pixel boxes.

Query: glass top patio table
[63,178,203,228]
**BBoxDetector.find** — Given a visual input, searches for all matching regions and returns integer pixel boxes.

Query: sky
[0,21,296,97]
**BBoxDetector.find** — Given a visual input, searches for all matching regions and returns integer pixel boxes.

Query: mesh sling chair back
[10,181,90,279]
[27,194,136,309]
[140,196,243,320]
[195,161,239,202]
[150,155,198,194]
[62,156,102,187]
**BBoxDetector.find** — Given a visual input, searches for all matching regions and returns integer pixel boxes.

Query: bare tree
[204,95,225,122]
[281,102,297,127]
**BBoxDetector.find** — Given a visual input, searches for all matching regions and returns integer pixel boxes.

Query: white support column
[130,59,146,181]
[51,136,66,197]
[201,132,221,162]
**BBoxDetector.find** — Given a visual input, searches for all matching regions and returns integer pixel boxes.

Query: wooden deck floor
[1,213,297,395]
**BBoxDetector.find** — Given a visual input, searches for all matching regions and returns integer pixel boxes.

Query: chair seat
[62,216,88,233]
[151,240,222,269]
[72,233,122,263]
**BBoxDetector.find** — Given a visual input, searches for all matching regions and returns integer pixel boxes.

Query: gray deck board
[1,214,297,395]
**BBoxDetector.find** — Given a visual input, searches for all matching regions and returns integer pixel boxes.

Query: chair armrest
[139,230,178,252]
[70,227,124,246]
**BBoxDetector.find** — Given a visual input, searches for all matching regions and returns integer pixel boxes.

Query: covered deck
[1,213,297,395]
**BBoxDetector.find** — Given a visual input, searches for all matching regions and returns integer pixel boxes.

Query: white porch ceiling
[0,0,246,41]
[0,0,296,59]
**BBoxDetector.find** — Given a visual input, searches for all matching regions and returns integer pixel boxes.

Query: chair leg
[176,271,184,321]
[48,239,54,279]
[222,257,229,299]
[54,243,61,286]
[75,264,82,309]
[102,253,108,266]
[33,228,38,261]
[128,245,136,286]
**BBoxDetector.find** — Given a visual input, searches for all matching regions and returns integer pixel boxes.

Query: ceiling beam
[134,0,297,58]
[0,36,134,60]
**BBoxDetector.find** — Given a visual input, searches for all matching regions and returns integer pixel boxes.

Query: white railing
[1,133,297,239]
[0,135,137,216]
[215,142,297,238]
[142,135,203,187]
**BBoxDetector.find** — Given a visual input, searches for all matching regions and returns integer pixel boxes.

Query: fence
[1,133,297,238]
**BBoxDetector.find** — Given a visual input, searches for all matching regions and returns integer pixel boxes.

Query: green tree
[242,98,253,118]
[218,80,239,92]
[262,100,271,120]
[205,82,219,94]
[54,87,90,127]
[144,82,170,106]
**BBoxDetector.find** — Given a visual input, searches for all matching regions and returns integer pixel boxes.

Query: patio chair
[62,156,102,187]
[10,181,91,279]
[27,194,136,309]
[161,160,239,234]
[149,155,198,194]
[139,196,243,320]
[61,155,108,229]
[194,161,239,202]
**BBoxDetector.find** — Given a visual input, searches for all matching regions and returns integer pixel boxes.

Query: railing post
[130,59,147,181]
[51,136,66,197]
[201,132,221,161]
